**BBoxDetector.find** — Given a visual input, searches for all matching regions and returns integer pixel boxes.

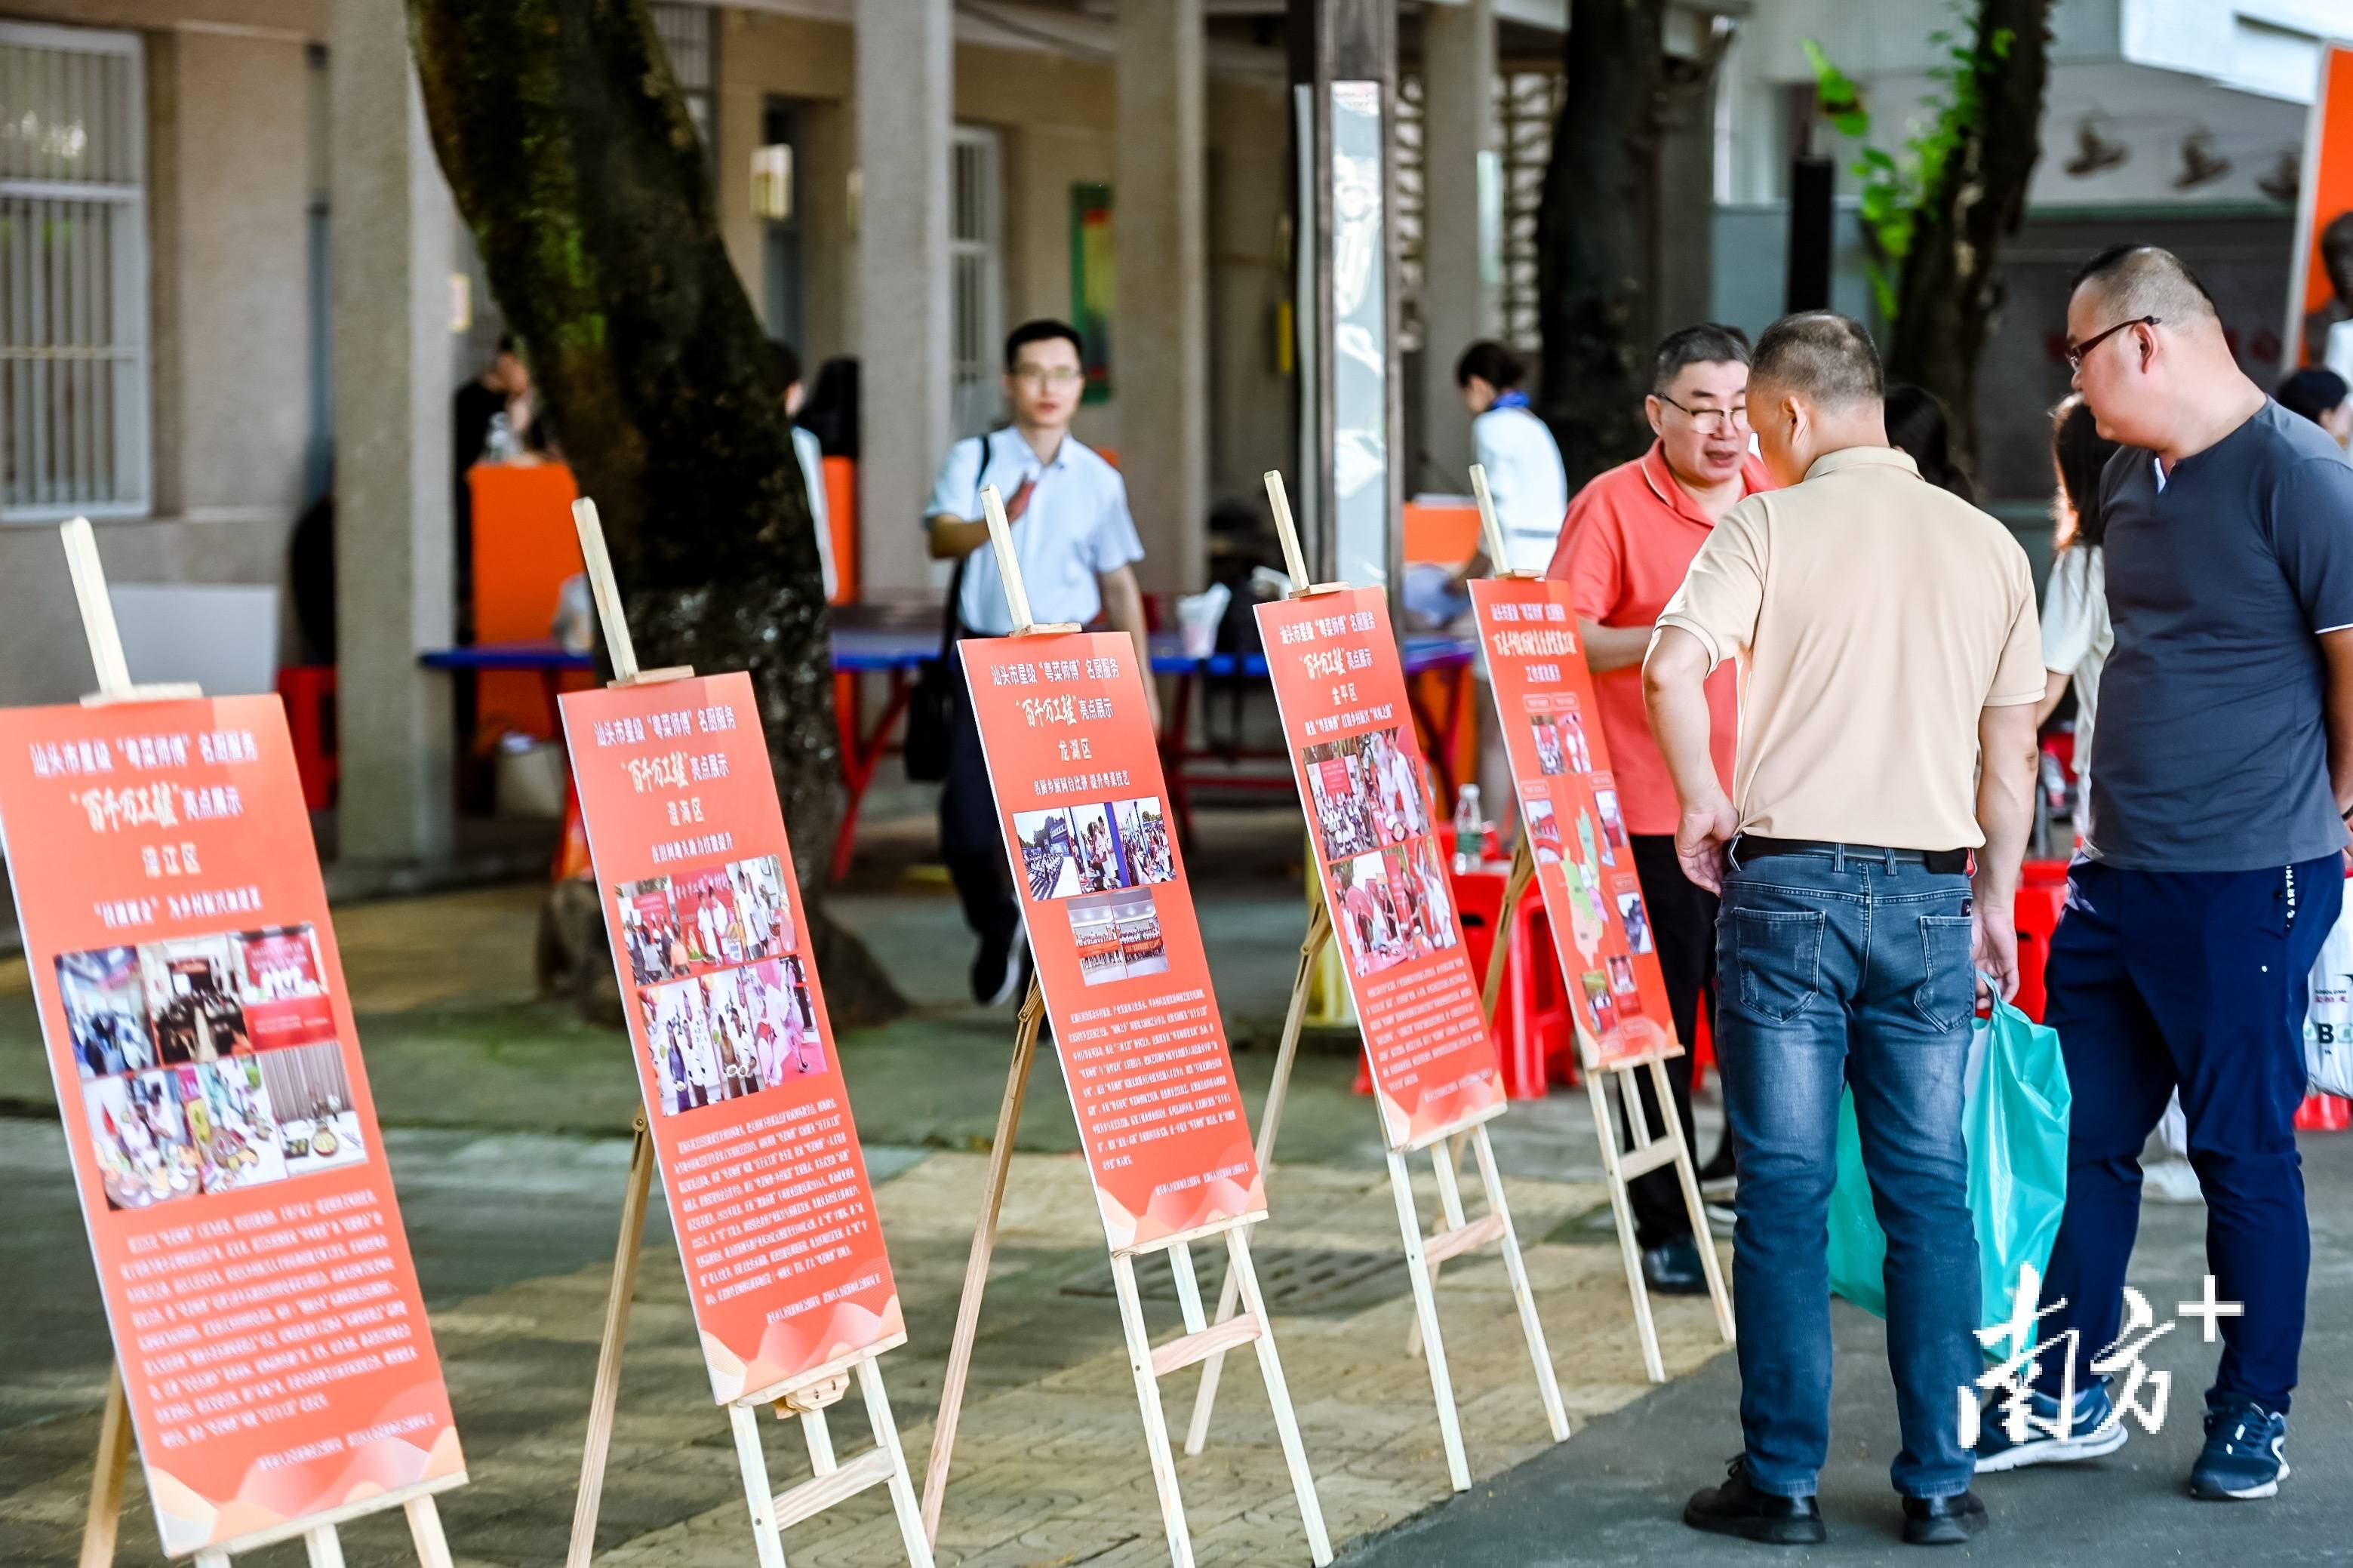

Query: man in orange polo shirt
[1549,323,1772,1295]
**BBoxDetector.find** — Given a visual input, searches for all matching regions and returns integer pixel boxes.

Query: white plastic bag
[2304,895,2353,1099]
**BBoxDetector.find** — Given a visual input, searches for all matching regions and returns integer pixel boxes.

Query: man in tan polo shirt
[1642,313,2042,1548]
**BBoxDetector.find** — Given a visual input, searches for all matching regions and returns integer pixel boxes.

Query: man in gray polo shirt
[1973,246,2353,1503]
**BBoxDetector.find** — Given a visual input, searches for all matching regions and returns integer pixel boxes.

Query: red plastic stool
[276,665,338,810]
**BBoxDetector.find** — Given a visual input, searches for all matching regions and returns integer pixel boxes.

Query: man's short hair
[767,338,801,390]
[1650,324,1752,395]
[2322,212,2353,262]
[1004,318,1085,372]
[1455,340,1525,391]
[2068,244,2219,325]
[1749,312,1883,408]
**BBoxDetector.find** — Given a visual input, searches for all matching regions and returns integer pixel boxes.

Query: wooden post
[564,1121,656,1568]
[572,499,640,683]
[78,1366,133,1568]
[1467,463,1517,576]
[979,484,1035,634]
[920,978,1046,1543]
[1266,470,1312,591]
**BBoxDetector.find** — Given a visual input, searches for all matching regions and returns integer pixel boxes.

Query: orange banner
[2290,45,2353,368]
[1469,579,1678,1068]
[961,632,1266,1250]
[1257,589,1506,1147]
[0,699,462,1556]
[560,673,901,1401]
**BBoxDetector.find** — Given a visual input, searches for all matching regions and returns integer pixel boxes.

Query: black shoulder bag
[902,434,990,782]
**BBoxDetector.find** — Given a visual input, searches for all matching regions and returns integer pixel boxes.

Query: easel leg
[1653,1054,1735,1343]
[919,978,1046,1545]
[726,1404,790,1568]
[1109,1254,1197,1568]
[566,1119,657,1568]
[1226,1228,1333,1565]
[1480,841,1536,1019]
[1406,1138,1474,1357]
[856,1358,938,1568]
[1592,1068,1666,1382]
[403,1495,457,1568]
[798,1408,836,1475]
[1386,1150,1471,1491]
[1185,909,1328,1456]
[303,1525,347,1568]
[1471,1126,1570,1440]
[78,1361,132,1568]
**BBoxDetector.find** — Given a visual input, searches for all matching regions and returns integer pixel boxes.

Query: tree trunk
[408,0,905,1027]
[1538,0,1667,487]
[1885,0,2055,466]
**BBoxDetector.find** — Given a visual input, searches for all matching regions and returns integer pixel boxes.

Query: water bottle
[1452,784,1484,874]
[485,410,515,463]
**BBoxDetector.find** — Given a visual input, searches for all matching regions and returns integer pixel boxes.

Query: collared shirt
[2089,398,2353,870]
[1472,402,1570,572]
[926,427,1145,635]
[1547,441,1773,835]
[1656,445,2043,851]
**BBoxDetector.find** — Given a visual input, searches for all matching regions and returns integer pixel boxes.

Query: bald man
[1974,246,2353,1504]
[1646,312,2040,1546]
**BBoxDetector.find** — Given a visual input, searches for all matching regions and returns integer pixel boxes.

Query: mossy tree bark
[1536,0,1667,487]
[408,0,903,1025]
[1884,0,2055,465]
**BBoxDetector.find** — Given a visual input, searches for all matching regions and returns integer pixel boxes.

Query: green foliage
[1802,6,2010,321]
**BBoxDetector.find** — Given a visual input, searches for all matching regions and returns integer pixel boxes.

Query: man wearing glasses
[926,319,1155,1007]
[1546,324,1773,1296]
[1972,246,2353,1504]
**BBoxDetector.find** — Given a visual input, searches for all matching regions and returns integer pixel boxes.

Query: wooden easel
[561,500,934,1568]
[1183,474,1569,1493]
[918,486,1333,1568]
[58,516,465,1568]
[1458,471,1733,1381]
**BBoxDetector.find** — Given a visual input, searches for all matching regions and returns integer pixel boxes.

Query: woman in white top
[1455,341,1568,575]
[2036,395,2118,844]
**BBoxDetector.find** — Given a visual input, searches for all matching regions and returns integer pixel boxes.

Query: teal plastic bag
[1825,986,2072,1332]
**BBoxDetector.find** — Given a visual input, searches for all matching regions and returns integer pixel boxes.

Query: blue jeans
[2035,856,2340,1415]
[1715,845,1981,1500]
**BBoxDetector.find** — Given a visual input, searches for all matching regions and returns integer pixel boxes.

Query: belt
[1733,835,1973,876]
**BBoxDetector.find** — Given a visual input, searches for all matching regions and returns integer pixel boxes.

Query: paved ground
[3,806,2345,1566]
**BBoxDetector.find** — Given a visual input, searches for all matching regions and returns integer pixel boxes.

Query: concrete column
[330,0,453,864]
[1115,0,1208,594]
[854,0,952,595]
[1419,0,1497,490]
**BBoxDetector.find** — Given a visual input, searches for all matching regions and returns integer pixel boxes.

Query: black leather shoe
[1902,1490,1988,1545]
[1684,1457,1826,1545]
[1643,1235,1708,1296]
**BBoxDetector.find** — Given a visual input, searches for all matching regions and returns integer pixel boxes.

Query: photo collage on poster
[614,853,825,1117]
[1010,795,1178,987]
[1299,725,1460,976]
[1518,691,1652,1033]
[55,926,363,1211]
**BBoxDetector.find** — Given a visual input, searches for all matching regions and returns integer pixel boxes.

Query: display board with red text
[961,632,1266,1250]
[1257,589,1506,1148]
[0,699,463,1556]
[1469,578,1679,1069]
[561,673,901,1403]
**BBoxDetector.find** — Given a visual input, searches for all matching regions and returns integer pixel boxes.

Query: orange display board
[0,698,463,1556]
[1469,578,1678,1069]
[468,461,586,739]
[960,632,1265,1249]
[559,673,901,1403]
[1402,499,1481,566]
[2289,45,2353,367]
[1257,588,1506,1147]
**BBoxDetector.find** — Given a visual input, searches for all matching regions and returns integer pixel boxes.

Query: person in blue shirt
[925,320,1155,1005]
[1973,246,2353,1503]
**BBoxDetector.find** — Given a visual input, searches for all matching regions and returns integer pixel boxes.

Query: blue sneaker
[1973,1379,2128,1473]
[2188,1400,2289,1501]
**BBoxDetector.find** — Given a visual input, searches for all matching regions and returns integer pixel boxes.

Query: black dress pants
[938,642,1021,952]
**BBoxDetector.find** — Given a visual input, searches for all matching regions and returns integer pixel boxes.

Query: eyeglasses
[2065,315,2159,371]
[1010,366,1084,389]
[1656,394,1749,433]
